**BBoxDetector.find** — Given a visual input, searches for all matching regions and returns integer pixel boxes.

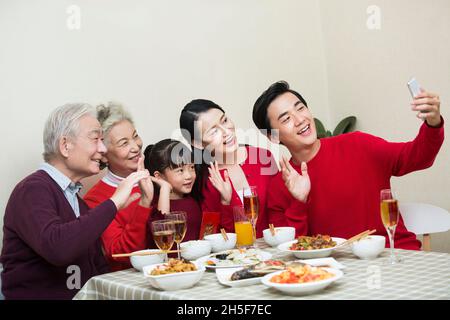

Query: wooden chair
[399,202,450,251]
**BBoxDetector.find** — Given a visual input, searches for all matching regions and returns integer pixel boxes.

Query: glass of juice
[151,220,176,262]
[380,189,402,264]
[233,206,254,248]
[165,211,187,260]
[243,186,259,247]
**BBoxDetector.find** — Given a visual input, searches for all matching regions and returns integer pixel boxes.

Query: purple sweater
[1,170,117,299]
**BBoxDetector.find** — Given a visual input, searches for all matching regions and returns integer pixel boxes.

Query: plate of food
[196,248,272,269]
[277,235,346,259]
[142,258,205,291]
[261,263,343,295]
[215,260,286,287]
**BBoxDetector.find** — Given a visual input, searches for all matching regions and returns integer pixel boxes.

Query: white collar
[102,169,138,188]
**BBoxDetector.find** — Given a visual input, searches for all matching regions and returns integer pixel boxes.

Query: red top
[267,120,444,250]
[146,196,203,249]
[201,145,279,238]
[84,172,204,270]
[84,178,152,271]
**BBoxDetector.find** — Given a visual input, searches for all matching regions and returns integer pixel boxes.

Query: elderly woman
[84,103,162,271]
[0,103,149,299]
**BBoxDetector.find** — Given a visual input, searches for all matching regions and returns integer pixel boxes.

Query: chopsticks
[112,250,181,258]
[338,229,377,247]
[220,228,229,241]
[269,224,276,236]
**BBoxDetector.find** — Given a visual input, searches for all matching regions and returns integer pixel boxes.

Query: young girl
[144,139,202,247]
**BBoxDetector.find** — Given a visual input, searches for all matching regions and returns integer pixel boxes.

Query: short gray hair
[43,103,96,162]
[96,102,134,145]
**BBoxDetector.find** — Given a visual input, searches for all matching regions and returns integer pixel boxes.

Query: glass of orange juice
[233,206,254,247]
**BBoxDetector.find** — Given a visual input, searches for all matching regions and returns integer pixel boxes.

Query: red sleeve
[266,174,308,236]
[84,186,151,260]
[100,202,151,258]
[360,118,444,177]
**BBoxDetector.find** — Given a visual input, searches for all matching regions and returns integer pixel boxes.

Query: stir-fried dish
[289,235,337,251]
[270,264,334,284]
[150,259,197,275]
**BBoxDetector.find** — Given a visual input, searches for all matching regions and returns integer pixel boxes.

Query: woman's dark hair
[143,139,199,200]
[252,80,308,132]
[179,99,225,201]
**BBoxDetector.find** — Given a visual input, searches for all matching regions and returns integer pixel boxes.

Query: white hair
[43,103,96,162]
[96,102,134,145]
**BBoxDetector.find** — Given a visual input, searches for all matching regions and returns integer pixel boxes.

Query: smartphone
[407,77,421,98]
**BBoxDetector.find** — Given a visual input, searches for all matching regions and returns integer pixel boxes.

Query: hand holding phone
[407,77,421,98]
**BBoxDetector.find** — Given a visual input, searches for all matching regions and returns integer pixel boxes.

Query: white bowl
[263,227,296,247]
[277,237,346,259]
[143,261,205,291]
[180,240,212,260]
[130,249,165,271]
[261,267,343,295]
[204,233,237,252]
[351,235,386,260]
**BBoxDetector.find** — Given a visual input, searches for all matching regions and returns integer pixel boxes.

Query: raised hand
[279,156,310,203]
[149,176,172,214]
[411,89,441,127]
[110,170,150,210]
[137,155,154,208]
[208,161,232,205]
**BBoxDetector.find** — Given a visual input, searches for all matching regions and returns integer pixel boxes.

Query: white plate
[277,237,346,259]
[261,267,343,295]
[296,258,346,269]
[196,249,272,269]
[215,267,265,287]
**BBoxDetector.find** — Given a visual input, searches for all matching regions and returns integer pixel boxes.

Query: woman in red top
[84,103,162,271]
[252,81,444,250]
[179,99,278,238]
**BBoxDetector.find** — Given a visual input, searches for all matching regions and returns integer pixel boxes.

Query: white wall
[0,0,330,250]
[1,0,448,253]
[319,0,450,252]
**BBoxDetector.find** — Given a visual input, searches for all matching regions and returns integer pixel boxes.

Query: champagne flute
[380,189,402,264]
[151,220,175,262]
[243,186,259,248]
[165,211,187,260]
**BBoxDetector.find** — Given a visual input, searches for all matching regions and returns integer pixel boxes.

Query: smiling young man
[252,81,444,250]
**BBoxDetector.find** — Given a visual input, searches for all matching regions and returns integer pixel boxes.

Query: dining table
[73,239,450,300]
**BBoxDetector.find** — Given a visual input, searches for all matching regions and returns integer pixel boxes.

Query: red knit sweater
[267,120,444,250]
[84,179,151,271]
[201,145,279,238]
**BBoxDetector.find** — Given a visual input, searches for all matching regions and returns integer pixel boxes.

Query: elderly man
[252,81,444,253]
[0,103,150,299]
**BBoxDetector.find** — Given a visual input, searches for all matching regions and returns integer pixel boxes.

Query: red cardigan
[267,120,444,250]
[201,145,278,238]
[84,179,151,271]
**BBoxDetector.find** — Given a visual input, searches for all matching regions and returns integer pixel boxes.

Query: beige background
[0,0,448,253]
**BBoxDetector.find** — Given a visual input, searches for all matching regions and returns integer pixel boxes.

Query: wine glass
[165,211,187,260]
[151,220,175,262]
[242,186,259,248]
[380,189,402,264]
